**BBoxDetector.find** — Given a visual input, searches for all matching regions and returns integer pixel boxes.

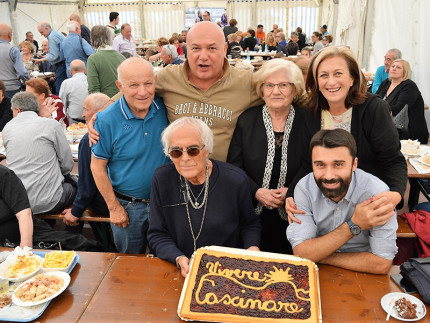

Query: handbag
[393,104,409,130]
[400,258,430,304]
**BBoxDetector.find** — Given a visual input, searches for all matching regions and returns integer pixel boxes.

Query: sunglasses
[168,145,205,158]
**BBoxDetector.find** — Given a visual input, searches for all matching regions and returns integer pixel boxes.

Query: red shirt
[49,94,69,127]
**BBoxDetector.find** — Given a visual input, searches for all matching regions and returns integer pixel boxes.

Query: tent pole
[78,0,86,25]
[361,0,374,70]
[139,0,145,39]
[8,0,19,46]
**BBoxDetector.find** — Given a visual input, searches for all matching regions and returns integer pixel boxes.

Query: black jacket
[0,96,12,131]
[227,105,307,201]
[376,79,428,144]
[286,94,407,198]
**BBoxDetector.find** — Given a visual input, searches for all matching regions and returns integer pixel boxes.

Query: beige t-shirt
[156,59,263,161]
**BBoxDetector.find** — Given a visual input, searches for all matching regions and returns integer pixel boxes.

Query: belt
[114,191,149,204]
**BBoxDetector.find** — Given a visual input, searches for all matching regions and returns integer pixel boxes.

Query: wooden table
[407,159,430,209]
[79,256,430,322]
[0,248,116,322]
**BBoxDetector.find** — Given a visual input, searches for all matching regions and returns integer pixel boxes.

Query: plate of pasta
[0,253,42,282]
[41,251,76,272]
[12,272,70,307]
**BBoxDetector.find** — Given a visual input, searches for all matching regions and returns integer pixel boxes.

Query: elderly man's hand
[109,203,129,228]
[88,113,100,147]
[62,209,80,226]
[177,256,190,277]
[351,195,395,231]
[39,97,58,118]
[247,246,260,252]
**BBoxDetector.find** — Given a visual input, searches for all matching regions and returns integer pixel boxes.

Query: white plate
[381,292,426,321]
[12,271,70,307]
[401,147,427,157]
[418,155,430,167]
[40,251,76,272]
[0,254,42,282]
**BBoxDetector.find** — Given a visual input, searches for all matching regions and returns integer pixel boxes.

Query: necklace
[184,161,210,251]
[187,182,205,206]
[184,162,210,209]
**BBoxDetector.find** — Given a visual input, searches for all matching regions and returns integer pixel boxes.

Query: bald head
[187,21,225,45]
[117,57,154,85]
[82,93,110,122]
[0,24,12,41]
[70,14,82,25]
[70,59,86,75]
[38,22,52,38]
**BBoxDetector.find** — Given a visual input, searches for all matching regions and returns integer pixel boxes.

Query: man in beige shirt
[93,22,262,161]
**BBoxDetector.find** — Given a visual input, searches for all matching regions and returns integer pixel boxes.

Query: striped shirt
[3,111,73,214]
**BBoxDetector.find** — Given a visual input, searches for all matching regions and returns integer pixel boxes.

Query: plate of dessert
[381,292,426,321]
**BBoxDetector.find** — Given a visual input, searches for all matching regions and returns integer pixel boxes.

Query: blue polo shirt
[92,95,169,199]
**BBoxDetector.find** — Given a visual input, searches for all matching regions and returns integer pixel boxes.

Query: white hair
[116,56,154,85]
[162,44,178,59]
[161,117,214,157]
[67,21,79,32]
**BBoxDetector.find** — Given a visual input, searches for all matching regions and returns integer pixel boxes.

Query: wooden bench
[396,215,417,238]
[36,209,113,251]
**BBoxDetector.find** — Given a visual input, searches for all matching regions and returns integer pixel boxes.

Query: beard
[315,175,352,200]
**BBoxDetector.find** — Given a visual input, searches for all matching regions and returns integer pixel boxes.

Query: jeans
[54,61,67,95]
[413,202,430,212]
[110,197,149,254]
[5,89,20,99]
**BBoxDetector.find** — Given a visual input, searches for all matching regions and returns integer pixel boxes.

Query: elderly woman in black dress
[376,59,428,143]
[227,59,307,254]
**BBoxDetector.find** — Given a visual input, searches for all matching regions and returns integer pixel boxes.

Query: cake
[179,247,320,322]
[395,297,417,319]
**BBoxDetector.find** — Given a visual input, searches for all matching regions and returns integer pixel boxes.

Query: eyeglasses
[263,82,294,92]
[168,145,205,158]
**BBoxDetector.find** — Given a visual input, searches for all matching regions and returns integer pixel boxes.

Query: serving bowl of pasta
[41,251,76,272]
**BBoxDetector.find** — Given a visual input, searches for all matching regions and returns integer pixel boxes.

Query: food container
[41,251,76,273]
[0,254,42,283]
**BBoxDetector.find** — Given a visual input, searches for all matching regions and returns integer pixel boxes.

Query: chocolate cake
[395,297,417,319]
[179,247,320,322]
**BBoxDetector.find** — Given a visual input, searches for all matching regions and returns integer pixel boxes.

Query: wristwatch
[346,218,361,235]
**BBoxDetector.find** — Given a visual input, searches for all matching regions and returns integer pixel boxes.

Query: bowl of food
[12,272,70,307]
[0,253,42,282]
[67,122,88,136]
[41,251,76,272]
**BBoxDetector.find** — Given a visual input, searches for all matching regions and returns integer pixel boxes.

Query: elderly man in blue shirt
[62,21,95,78]
[91,57,168,254]
[0,24,30,98]
[35,22,67,95]
[287,129,398,275]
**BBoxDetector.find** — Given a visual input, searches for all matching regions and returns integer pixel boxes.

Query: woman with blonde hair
[227,59,307,254]
[285,46,407,223]
[20,40,38,73]
[376,59,428,143]
[264,32,277,52]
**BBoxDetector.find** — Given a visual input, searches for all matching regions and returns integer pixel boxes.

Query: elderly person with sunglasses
[148,117,261,277]
[227,59,307,254]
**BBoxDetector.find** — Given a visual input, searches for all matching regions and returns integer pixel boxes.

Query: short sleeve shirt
[92,95,169,198]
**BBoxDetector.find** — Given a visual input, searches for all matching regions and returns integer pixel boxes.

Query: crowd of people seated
[0,13,428,278]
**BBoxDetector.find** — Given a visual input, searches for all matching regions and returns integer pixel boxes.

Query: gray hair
[277,32,286,40]
[67,21,79,32]
[39,22,51,30]
[91,25,112,48]
[387,48,402,60]
[161,117,214,157]
[120,23,130,30]
[162,44,178,59]
[117,57,154,85]
[11,92,39,113]
[87,93,110,111]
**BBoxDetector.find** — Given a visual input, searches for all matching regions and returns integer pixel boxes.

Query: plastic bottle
[246,48,250,60]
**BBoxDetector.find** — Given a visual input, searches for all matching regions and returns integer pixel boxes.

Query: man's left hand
[62,209,80,226]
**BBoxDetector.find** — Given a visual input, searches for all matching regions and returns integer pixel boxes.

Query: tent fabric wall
[255,0,287,33]
[143,2,185,40]
[227,0,253,33]
[84,2,142,39]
